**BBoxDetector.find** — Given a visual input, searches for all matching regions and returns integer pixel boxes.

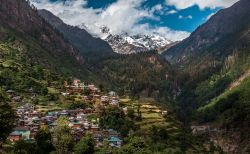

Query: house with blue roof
[108,137,122,148]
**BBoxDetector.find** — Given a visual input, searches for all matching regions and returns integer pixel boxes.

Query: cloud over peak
[165,0,239,10]
[30,0,190,41]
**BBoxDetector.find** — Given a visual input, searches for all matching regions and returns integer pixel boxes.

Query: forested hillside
[0,0,100,81]
[163,0,250,152]
[96,52,177,100]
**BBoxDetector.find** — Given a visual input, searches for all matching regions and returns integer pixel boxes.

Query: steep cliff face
[0,0,92,79]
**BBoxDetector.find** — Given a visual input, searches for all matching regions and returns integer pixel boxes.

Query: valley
[0,0,250,153]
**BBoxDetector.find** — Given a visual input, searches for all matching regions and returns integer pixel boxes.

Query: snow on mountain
[79,25,173,54]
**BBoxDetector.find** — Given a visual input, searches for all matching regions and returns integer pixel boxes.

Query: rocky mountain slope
[38,9,114,57]
[164,0,250,73]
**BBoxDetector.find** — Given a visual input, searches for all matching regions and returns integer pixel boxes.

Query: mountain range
[39,9,173,55]
[97,26,173,54]
[0,0,250,153]
[37,9,176,99]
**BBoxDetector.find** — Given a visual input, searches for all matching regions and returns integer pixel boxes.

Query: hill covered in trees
[163,0,250,152]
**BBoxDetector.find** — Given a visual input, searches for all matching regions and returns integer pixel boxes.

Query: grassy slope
[120,98,210,153]
[197,76,250,126]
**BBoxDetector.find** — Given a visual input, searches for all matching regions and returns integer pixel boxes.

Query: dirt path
[229,68,250,90]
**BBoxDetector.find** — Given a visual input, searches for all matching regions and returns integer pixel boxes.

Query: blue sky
[31,0,239,41]
[86,0,218,32]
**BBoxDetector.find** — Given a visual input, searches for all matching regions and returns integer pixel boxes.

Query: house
[123,107,128,115]
[109,91,117,97]
[88,84,95,91]
[32,116,40,123]
[30,111,42,117]
[103,129,120,139]
[93,95,101,100]
[61,92,70,96]
[17,107,25,116]
[101,96,109,103]
[93,131,104,142]
[8,131,22,142]
[73,79,81,86]
[110,99,119,106]
[60,110,69,116]
[13,127,31,140]
[70,122,82,129]
[89,125,99,133]
[49,122,57,130]
[83,96,92,101]
[12,96,22,102]
[83,122,90,130]
[23,103,34,111]
[162,110,168,116]
[108,137,122,148]
[6,90,15,94]
[191,125,210,135]
[76,113,86,121]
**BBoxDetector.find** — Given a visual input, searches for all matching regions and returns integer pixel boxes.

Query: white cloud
[187,15,193,19]
[30,0,190,41]
[166,10,177,15]
[165,0,239,10]
[178,15,183,19]
[178,15,192,19]
[152,4,163,12]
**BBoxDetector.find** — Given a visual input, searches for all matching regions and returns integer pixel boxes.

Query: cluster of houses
[63,79,99,94]
[8,79,125,148]
[63,79,121,107]
[9,103,123,148]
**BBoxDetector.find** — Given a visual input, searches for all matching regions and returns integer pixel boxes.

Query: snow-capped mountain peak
[79,25,173,54]
[98,26,173,54]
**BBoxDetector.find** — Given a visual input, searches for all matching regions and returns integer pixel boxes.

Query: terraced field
[120,98,181,137]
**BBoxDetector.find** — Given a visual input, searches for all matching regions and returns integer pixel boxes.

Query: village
[8,79,125,148]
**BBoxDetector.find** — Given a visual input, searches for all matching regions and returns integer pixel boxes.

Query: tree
[53,117,74,154]
[136,103,142,121]
[14,139,36,154]
[74,134,95,154]
[68,101,86,110]
[98,84,104,92]
[127,108,135,120]
[0,101,16,145]
[99,106,135,136]
[118,137,151,154]
[150,125,158,142]
[35,126,54,153]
